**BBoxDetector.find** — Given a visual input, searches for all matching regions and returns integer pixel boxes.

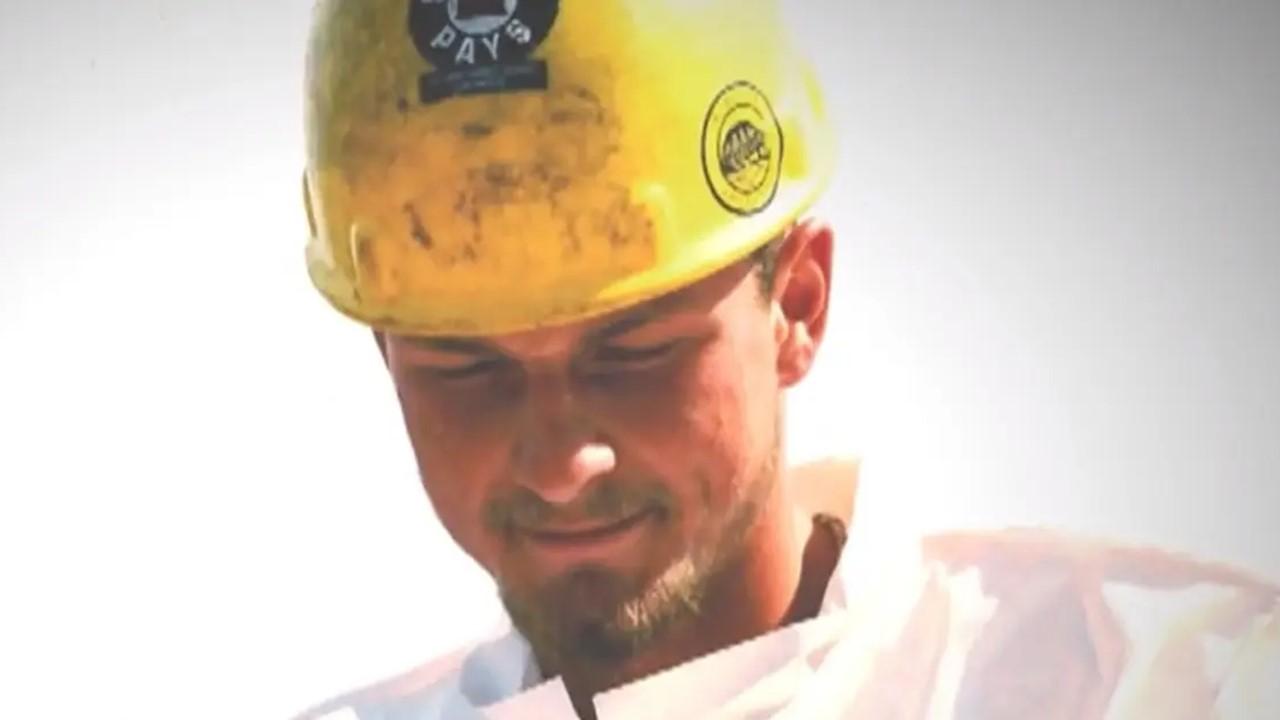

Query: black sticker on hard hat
[408,0,559,104]
[701,81,784,216]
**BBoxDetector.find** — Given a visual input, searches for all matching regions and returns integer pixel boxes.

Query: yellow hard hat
[303,0,833,336]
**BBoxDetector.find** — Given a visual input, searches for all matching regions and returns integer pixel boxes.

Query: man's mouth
[518,510,655,566]
[523,510,652,544]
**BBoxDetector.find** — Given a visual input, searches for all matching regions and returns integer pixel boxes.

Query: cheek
[599,347,761,522]
[391,375,506,566]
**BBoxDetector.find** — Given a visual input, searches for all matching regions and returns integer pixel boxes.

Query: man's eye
[595,341,680,366]
[428,358,506,380]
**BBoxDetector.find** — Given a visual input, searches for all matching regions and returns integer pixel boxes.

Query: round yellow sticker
[701,81,784,216]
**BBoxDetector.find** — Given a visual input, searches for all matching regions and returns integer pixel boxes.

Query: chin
[503,549,714,670]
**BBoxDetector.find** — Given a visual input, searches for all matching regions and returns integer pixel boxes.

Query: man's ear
[772,219,834,388]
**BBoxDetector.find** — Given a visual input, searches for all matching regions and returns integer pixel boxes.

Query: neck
[559,479,814,719]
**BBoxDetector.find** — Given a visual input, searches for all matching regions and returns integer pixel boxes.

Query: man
[296,1,1279,717]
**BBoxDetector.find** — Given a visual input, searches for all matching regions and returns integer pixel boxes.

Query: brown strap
[812,512,848,554]
[784,513,849,625]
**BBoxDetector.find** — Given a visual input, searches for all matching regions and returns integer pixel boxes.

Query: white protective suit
[297,461,1279,719]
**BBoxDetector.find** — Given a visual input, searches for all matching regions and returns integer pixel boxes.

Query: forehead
[397,259,757,359]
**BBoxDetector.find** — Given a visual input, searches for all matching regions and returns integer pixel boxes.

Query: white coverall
[297,462,1280,719]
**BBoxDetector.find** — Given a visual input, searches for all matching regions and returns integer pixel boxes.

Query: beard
[496,438,781,678]
[503,555,703,670]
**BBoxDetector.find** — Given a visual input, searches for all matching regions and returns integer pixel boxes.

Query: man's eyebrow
[402,337,498,355]
[591,293,689,341]
[400,292,694,351]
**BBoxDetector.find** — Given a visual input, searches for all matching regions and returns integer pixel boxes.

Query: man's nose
[511,373,616,506]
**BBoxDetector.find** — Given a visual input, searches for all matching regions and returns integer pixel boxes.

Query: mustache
[485,478,673,532]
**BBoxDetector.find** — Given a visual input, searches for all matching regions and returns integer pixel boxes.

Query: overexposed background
[1,1,1278,718]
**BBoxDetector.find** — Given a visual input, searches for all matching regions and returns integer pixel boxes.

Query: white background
[1,1,1277,718]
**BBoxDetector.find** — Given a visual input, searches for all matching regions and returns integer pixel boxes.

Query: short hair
[750,233,786,299]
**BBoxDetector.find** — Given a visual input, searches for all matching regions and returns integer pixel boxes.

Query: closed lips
[522,510,653,545]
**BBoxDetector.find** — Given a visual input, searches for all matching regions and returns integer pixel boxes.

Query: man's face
[381,259,786,669]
